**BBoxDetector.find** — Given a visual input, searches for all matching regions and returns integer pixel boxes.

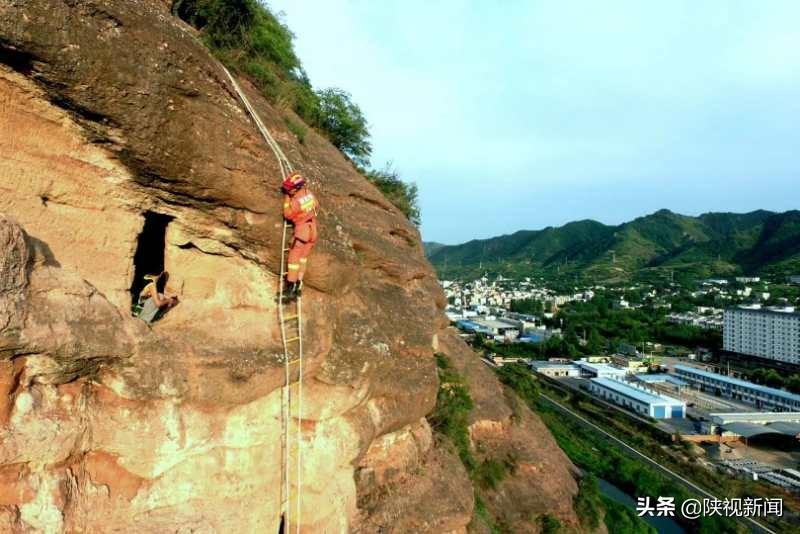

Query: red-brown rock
[0,1,583,532]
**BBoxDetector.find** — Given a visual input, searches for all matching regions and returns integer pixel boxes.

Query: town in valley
[442,272,800,497]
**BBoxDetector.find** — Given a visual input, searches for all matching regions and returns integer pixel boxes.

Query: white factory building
[589,377,686,419]
[724,305,800,365]
[529,361,581,378]
[575,360,629,380]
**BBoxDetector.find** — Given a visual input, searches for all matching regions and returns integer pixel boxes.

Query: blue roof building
[673,365,800,412]
[455,320,493,335]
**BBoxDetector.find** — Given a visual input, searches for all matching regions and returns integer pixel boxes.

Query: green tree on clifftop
[315,88,372,167]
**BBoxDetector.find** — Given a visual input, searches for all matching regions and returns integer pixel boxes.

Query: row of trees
[474,332,587,360]
[509,298,546,315]
[553,295,720,349]
[173,0,421,225]
[743,367,800,394]
[499,293,722,359]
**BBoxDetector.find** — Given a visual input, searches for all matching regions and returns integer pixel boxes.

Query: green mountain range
[426,209,800,283]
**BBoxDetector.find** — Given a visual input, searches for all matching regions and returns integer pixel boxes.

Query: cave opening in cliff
[130,211,173,305]
[278,514,285,534]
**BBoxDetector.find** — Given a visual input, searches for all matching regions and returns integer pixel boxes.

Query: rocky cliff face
[0,1,582,532]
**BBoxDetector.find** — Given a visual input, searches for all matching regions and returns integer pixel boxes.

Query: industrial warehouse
[588,377,686,419]
[673,364,800,412]
[525,359,800,495]
[529,361,581,378]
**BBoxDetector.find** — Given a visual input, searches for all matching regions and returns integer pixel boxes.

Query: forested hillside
[427,209,800,282]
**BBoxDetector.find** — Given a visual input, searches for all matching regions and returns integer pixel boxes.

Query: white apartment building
[724,305,800,365]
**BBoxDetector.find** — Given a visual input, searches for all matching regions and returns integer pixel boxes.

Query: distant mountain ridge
[423,241,447,257]
[426,209,800,282]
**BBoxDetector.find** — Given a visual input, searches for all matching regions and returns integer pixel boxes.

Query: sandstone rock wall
[0,1,582,532]
[439,331,585,532]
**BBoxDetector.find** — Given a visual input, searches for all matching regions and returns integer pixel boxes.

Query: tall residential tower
[724,305,800,365]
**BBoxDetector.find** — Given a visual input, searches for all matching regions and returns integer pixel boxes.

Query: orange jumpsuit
[284,186,318,283]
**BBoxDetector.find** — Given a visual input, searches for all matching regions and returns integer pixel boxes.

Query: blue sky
[268,1,800,244]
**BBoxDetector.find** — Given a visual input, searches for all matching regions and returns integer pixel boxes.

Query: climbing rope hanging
[219,65,304,534]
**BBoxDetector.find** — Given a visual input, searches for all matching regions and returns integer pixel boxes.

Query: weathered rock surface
[439,331,586,532]
[0,1,582,532]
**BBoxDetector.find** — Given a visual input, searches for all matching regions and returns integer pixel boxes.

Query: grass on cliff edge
[433,357,654,533]
[429,353,508,533]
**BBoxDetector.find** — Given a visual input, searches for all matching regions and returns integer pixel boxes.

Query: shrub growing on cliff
[172,0,372,165]
[573,475,603,530]
[430,355,515,485]
[474,496,504,534]
[495,363,539,405]
[365,164,421,226]
[173,0,305,97]
[430,354,516,531]
[284,118,307,144]
[539,514,562,533]
[473,457,513,490]
[173,0,299,72]
[429,353,476,471]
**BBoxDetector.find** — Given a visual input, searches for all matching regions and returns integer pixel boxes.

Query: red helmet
[282,172,305,192]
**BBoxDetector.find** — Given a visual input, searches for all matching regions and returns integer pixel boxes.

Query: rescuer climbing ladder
[219,65,304,534]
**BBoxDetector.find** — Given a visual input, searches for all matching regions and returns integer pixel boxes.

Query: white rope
[296,296,303,534]
[279,224,290,527]
[219,64,303,533]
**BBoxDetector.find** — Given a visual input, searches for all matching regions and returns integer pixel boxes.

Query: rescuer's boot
[284,280,298,301]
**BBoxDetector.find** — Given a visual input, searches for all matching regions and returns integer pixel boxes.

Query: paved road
[539,393,777,534]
